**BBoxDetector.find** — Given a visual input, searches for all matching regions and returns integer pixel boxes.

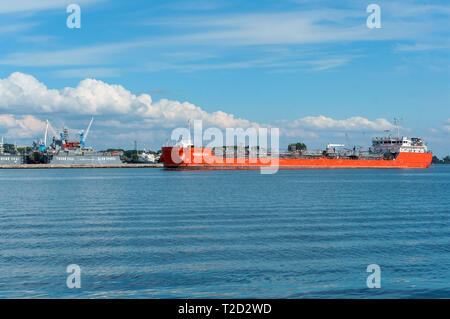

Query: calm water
[0,166,449,298]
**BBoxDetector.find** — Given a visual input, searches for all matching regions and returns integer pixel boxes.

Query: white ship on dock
[0,137,24,165]
[33,118,123,165]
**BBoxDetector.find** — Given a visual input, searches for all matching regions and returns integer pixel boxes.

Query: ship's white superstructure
[371,136,427,154]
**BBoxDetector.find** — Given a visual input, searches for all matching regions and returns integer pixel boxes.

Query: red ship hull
[161,147,433,170]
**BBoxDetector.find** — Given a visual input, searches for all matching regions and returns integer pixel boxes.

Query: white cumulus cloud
[0,114,46,138]
[0,73,399,148]
[0,72,257,129]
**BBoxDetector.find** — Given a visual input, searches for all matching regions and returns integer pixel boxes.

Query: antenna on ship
[345,132,351,147]
[183,119,193,147]
[394,118,402,139]
[188,119,192,146]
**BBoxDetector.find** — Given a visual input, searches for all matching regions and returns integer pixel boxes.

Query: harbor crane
[80,117,94,147]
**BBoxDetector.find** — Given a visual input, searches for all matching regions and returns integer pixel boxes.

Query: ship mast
[394,118,402,139]
[187,119,192,146]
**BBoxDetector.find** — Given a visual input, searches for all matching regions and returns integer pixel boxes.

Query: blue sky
[0,0,448,155]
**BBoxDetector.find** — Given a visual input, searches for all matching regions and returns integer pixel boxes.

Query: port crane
[36,118,95,152]
[80,117,94,147]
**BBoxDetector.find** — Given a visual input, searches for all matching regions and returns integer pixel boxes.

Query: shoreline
[0,163,163,169]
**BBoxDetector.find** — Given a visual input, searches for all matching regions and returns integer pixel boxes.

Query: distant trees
[432,155,450,164]
[288,143,307,152]
[16,147,31,154]
[1,143,30,154]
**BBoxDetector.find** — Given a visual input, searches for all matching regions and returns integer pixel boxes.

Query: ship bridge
[371,136,428,154]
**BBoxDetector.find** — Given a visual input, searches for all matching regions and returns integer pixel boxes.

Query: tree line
[432,156,450,164]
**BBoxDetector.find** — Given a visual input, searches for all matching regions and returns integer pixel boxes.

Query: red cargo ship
[160,135,432,170]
